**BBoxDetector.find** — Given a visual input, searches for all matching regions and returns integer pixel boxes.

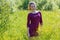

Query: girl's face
[30,4,36,10]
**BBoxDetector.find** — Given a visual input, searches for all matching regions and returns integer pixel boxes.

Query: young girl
[27,1,43,40]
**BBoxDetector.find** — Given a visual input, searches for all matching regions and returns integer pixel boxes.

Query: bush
[43,2,53,11]
[37,0,47,10]
[0,0,10,34]
[57,3,60,9]
[22,0,29,10]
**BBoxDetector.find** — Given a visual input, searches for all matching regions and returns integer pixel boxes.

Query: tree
[22,0,29,10]
[43,2,53,10]
[37,0,47,10]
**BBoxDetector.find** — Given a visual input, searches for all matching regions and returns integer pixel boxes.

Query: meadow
[0,10,60,40]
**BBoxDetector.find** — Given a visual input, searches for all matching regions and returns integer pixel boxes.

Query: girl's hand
[27,27,30,37]
[27,27,29,30]
[40,25,43,33]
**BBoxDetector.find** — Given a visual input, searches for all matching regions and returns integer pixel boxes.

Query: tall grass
[0,10,60,40]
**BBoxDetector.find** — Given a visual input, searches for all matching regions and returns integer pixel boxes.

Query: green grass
[0,10,60,40]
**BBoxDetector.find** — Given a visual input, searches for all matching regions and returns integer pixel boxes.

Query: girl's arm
[39,12,43,26]
[27,13,31,28]
[27,13,31,37]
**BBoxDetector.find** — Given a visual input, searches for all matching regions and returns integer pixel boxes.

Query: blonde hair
[28,1,36,10]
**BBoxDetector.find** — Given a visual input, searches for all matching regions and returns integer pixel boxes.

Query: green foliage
[0,0,60,39]
[17,0,60,10]
[0,0,10,34]
[0,10,60,40]
[37,0,47,10]
[43,2,53,11]
[56,1,60,9]
[22,0,29,10]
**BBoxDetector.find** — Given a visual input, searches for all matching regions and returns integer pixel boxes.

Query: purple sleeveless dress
[27,11,43,37]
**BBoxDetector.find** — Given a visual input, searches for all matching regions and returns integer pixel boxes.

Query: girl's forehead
[30,4,35,7]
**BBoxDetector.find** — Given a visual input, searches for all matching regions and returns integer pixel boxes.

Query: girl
[27,1,43,40]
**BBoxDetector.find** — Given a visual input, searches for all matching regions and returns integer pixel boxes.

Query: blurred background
[0,0,60,40]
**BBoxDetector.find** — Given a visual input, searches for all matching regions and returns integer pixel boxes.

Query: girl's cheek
[32,7,35,10]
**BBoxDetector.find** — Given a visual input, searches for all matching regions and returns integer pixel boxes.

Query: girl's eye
[30,4,35,7]
[31,5,35,7]
[31,6,35,7]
